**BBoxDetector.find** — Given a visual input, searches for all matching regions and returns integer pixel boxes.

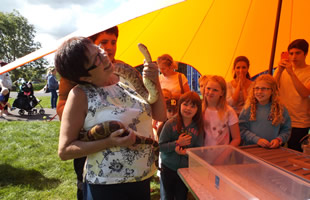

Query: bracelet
[175,141,180,147]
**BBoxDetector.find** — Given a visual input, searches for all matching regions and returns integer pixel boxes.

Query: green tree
[0,10,48,83]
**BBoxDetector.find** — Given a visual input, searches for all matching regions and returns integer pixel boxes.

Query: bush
[32,83,46,91]
[11,83,46,92]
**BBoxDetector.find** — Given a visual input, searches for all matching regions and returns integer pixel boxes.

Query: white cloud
[0,0,123,49]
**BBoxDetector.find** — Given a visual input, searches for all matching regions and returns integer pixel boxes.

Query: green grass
[0,121,162,200]
[0,121,75,200]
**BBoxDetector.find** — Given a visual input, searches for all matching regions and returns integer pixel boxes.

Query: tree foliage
[0,10,49,82]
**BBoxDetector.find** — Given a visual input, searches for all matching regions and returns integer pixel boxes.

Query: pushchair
[12,81,45,116]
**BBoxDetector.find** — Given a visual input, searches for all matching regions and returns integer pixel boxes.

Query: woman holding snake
[56,37,165,200]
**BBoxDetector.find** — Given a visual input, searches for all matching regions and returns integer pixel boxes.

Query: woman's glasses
[87,45,106,72]
[253,87,271,92]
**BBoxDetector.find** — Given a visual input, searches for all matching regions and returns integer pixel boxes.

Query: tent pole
[268,0,283,75]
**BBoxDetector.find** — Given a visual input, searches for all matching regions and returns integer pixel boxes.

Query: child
[239,74,291,148]
[156,98,178,139]
[0,88,14,117]
[202,75,241,147]
[198,74,211,98]
[159,91,204,200]
[162,88,173,100]
[157,97,178,200]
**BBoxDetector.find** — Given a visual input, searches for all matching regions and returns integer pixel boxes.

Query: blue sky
[0,0,127,48]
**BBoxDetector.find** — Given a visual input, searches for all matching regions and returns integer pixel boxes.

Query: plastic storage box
[186,145,310,200]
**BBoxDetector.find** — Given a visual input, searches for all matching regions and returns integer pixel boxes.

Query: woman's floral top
[79,78,156,184]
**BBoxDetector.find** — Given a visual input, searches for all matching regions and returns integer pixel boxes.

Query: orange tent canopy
[116,0,310,80]
[1,0,309,82]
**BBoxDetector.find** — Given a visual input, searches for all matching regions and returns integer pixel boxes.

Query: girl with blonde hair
[202,75,241,147]
[239,74,291,148]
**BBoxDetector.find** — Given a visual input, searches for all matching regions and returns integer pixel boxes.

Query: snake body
[79,121,159,167]
[113,43,159,104]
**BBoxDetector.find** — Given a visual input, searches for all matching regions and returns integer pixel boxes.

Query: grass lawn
[0,121,162,200]
[2,94,195,200]
[0,121,76,200]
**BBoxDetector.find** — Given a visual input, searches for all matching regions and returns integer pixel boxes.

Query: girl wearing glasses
[239,74,291,148]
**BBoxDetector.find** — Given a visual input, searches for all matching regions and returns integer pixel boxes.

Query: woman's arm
[231,80,242,105]
[143,62,167,121]
[58,87,136,161]
[182,73,191,93]
[159,121,177,153]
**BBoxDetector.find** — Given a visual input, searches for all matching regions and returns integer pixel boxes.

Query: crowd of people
[1,26,309,199]
[0,24,294,199]
[47,27,308,200]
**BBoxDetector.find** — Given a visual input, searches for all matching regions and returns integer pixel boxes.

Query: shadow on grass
[0,164,61,190]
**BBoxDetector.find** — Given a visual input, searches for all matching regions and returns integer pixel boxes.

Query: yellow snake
[114,43,159,104]
[79,121,159,167]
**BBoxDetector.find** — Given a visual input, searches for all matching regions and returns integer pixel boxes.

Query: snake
[113,43,159,104]
[79,121,159,167]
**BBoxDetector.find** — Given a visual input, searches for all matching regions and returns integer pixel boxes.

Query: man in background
[275,39,310,152]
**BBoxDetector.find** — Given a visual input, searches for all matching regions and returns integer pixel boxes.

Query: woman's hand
[142,62,159,84]
[238,73,246,87]
[176,133,192,147]
[109,129,136,147]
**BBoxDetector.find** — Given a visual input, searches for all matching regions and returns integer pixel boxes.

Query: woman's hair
[202,75,228,119]
[244,74,284,126]
[55,37,93,84]
[157,54,177,70]
[176,91,203,134]
[233,56,251,79]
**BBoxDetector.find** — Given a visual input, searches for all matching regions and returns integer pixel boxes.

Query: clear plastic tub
[186,145,310,200]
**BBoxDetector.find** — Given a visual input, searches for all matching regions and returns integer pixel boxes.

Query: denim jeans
[50,89,58,109]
